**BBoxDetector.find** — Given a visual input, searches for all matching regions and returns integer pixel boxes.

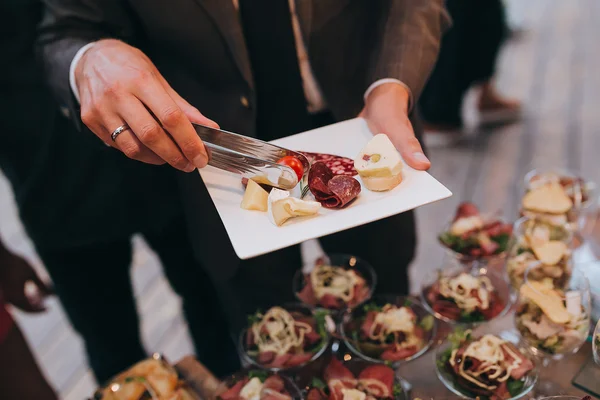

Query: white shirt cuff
[364,78,414,112]
[69,42,97,104]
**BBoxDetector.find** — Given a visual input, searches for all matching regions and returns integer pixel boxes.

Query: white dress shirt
[70,1,412,112]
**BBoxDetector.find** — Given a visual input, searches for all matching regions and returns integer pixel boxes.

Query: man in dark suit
[2,0,237,384]
[37,0,449,333]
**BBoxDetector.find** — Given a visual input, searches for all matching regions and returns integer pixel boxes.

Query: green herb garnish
[459,310,485,323]
[419,315,435,331]
[363,302,382,313]
[507,378,525,397]
[491,233,510,252]
[392,382,403,397]
[439,232,478,253]
[311,309,330,351]
[403,298,412,307]
[124,376,146,383]
[311,377,327,390]
[248,370,269,382]
[247,310,263,326]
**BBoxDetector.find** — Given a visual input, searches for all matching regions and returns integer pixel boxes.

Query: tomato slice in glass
[277,155,304,181]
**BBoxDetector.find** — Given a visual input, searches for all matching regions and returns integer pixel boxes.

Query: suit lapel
[193,0,254,88]
[294,0,313,44]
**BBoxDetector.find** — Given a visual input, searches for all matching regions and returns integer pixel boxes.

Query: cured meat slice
[358,365,394,397]
[306,388,328,400]
[308,162,361,209]
[301,152,357,176]
[218,378,248,400]
[328,175,361,208]
[324,358,355,383]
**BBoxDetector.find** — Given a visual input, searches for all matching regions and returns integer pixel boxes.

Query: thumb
[386,118,430,171]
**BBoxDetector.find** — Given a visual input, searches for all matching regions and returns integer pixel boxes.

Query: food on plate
[277,155,305,181]
[308,162,361,209]
[306,358,402,400]
[425,272,506,323]
[344,302,433,362]
[354,134,403,192]
[241,179,269,211]
[438,331,535,400]
[244,306,328,369]
[93,356,196,400]
[516,281,589,355]
[267,189,321,226]
[438,203,512,258]
[506,219,571,289]
[521,172,593,226]
[218,371,295,400]
[297,263,371,310]
[301,152,358,176]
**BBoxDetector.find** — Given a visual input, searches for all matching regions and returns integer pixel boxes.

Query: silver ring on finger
[110,123,131,142]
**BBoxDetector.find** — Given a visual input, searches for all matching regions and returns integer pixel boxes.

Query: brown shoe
[477,82,522,126]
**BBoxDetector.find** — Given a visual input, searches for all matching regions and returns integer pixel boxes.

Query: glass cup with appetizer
[293,254,376,318]
[435,329,539,400]
[514,264,591,361]
[305,356,409,400]
[521,168,597,243]
[505,217,573,290]
[240,304,330,372]
[421,263,511,326]
[594,318,600,366]
[438,202,513,271]
[217,370,302,400]
[340,295,436,369]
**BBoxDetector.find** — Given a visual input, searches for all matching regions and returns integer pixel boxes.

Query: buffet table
[175,311,599,399]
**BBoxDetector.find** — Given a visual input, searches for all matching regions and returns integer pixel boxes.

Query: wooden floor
[1,0,600,398]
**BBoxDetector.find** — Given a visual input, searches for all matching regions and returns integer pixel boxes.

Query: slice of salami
[301,152,357,176]
[308,162,334,197]
[327,175,361,208]
[308,161,360,209]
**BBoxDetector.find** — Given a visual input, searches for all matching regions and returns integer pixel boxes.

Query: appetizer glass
[438,213,513,273]
[340,295,437,369]
[292,253,376,317]
[522,168,598,242]
[505,217,573,290]
[514,264,591,362]
[239,303,330,373]
[420,263,512,326]
[219,370,302,400]
[594,318,600,366]
[434,331,539,400]
[304,356,411,400]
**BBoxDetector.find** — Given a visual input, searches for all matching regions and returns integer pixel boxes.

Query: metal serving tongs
[193,123,310,192]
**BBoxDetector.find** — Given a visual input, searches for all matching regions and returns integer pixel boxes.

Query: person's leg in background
[142,217,241,377]
[0,320,58,400]
[318,211,417,295]
[36,240,146,384]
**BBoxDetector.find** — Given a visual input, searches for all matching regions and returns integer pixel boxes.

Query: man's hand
[359,83,431,170]
[76,39,217,172]
[0,252,52,313]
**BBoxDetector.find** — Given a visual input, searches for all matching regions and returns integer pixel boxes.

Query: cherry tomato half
[277,155,304,181]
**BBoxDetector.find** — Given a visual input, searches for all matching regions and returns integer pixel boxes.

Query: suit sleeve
[370,0,451,104]
[36,0,137,129]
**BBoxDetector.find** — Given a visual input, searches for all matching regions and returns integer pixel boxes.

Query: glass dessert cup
[434,330,539,400]
[505,217,574,291]
[339,295,437,369]
[218,370,303,400]
[293,253,376,319]
[522,167,598,246]
[420,262,512,326]
[514,263,591,363]
[239,303,331,373]
[438,213,513,273]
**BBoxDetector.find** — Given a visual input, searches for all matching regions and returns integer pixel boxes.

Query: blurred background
[2,0,600,398]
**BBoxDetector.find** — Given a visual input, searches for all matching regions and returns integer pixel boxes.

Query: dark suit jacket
[37,0,450,279]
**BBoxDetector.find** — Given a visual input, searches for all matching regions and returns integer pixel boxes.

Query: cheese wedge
[267,189,321,226]
[520,281,570,324]
[532,240,567,265]
[354,134,403,191]
[240,179,269,211]
[522,182,573,214]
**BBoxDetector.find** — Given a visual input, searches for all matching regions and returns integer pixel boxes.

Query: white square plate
[199,118,452,259]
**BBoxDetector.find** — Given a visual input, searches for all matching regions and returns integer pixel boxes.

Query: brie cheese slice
[354,134,403,191]
[240,179,269,211]
[267,189,321,226]
[239,377,263,400]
